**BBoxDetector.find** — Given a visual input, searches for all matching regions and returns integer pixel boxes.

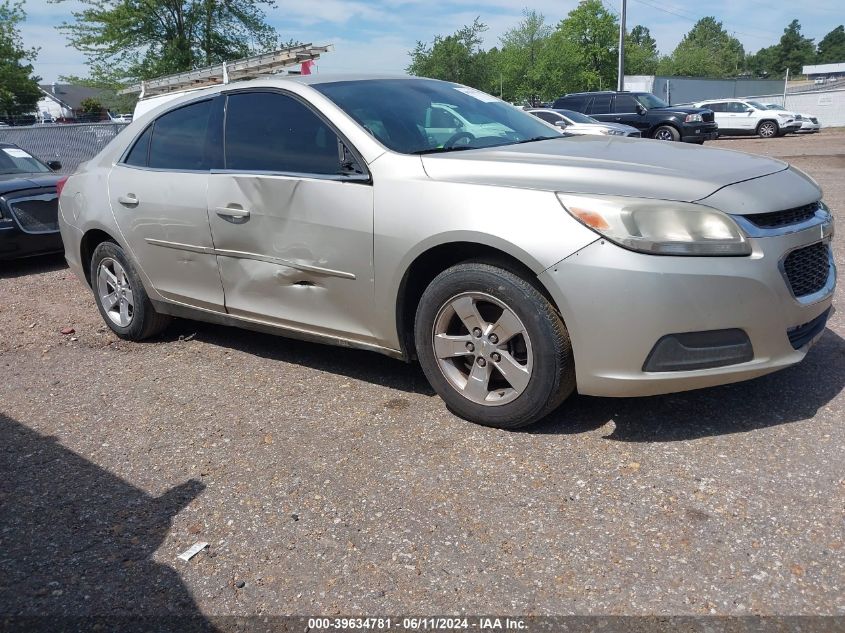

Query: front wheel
[414,263,576,429]
[757,121,778,138]
[653,125,680,141]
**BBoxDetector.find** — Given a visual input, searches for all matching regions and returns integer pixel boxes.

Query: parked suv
[552,91,717,143]
[691,99,800,138]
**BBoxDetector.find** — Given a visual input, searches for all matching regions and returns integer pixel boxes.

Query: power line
[630,0,778,42]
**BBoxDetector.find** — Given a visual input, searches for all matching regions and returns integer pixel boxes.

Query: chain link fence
[0,122,130,174]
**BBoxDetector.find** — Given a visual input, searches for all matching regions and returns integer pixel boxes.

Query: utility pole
[782,67,789,106]
[617,0,627,91]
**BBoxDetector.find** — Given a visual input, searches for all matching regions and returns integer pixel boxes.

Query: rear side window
[702,102,725,112]
[588,95,612,115]
[224,91,340,175]
[556,95,587,111]
[148,100,214,170]
[124,125,152,167]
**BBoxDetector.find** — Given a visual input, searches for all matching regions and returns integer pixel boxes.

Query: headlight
[777,113,791,118]
[684,113,703,123]
[557,194,751,256]
[599,128,625,136]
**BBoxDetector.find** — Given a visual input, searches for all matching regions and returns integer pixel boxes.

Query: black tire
[652,125,680,142]
[90,241,170,340]
[414,263,576,429]
[756,120,778,138]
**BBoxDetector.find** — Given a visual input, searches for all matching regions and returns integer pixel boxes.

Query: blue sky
[22,0,845,83]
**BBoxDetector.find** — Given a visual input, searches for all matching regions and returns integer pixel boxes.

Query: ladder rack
[120,44,332,98]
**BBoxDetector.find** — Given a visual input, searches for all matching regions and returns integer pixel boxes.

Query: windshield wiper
[506,136,565,145]
[411,146,477,155]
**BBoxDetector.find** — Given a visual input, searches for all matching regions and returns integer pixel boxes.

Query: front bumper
[0,225,63,260]
[681,122,719,143]
[539,221,835,397]
[797,121,821,133]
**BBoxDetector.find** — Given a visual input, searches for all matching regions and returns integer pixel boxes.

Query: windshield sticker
[3,148,31,159]
[454,87,500,103]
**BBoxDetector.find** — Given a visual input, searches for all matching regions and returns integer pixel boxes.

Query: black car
[552,91,718,143]
[0,143,64,260]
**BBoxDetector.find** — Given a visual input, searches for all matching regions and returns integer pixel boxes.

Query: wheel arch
[79,228,119,287]
[756,118,779,132]
[650,121,681,138]
[394,239,561,360]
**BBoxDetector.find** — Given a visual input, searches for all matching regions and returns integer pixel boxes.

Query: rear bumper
[539,221,836,397]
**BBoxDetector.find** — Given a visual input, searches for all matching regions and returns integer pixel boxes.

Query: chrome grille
[783,242,831,298]
[5,192,59,233]
[744,203,819,228]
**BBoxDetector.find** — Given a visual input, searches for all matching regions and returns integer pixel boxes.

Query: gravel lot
[1,130,843,620]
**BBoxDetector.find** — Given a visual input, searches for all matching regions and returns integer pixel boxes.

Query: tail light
[56,176,69,198]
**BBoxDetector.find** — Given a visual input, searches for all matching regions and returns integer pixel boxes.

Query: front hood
[420,135,788,202]
[0,173,60,195]
[653,106,710,116]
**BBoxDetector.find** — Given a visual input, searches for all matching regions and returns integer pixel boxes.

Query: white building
[34,83,108,122]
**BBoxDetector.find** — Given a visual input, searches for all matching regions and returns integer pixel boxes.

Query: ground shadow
[162,318,845,443]
[532,328,845,442]
[0,252,67,280]
[162,320,436,397]
[0,414,216,631]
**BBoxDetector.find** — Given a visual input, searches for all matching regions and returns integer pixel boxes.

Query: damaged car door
[206,90,376,342]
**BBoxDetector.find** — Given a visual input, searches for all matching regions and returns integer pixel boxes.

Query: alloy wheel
[431,292,533,406]
[97,257,134,327]
[655,129,674,141]
[759,122,776,138]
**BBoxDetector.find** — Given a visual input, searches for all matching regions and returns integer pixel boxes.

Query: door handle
[215,206,251,219]
[117,194,139,207]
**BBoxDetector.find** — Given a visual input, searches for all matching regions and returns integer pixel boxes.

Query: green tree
[816,25,845,64]
[0,0,41,121]
[78,97,103,114]
[776,20,814,76]
[51,0,281,83]
[625,25,659,75]
[407,19,493,91]
[658,17,744,77]
[745,45,779,77]
[537,0,617,97]
[496,9,552,103]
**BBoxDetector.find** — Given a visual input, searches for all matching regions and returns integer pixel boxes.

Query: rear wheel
[90,241,170,340]
[414,263,575,429]
[653,125,680,142]
[757,120,778,138]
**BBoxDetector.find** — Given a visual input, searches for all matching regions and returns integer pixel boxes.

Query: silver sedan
[528,108,641,137]
[58,76,836,428]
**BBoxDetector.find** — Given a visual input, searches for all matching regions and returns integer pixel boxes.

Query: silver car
[58,76,836,429]
[527,108,641,137]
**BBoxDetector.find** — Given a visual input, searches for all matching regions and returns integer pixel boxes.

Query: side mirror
[554,120,568,128]
[746,108,754,113]
[636,104,647,115]
[47,160,62,171]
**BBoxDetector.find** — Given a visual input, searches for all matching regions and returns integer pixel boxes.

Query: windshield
[746,101,769,110]
[557,109,597,124]
[314,79,562,154]
[0,146,50,175]
[635,94,669,109]
[765,104,785,110]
